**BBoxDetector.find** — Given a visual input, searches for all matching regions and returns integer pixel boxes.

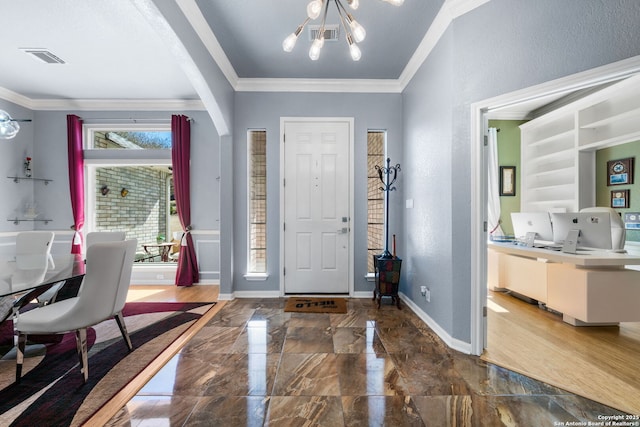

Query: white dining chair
[15,239,137,383]
[85,231,126,249]
[0,231,55,295]
[37,231,127,305]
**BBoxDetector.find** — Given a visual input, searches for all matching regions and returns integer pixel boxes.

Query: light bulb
[348,0,359,10]
[0,110,19,140]
[309,37,324,60]
[383,0,404,5]
[349,18,366,42]
[307,0,323,19]
[349,42,361,61]
[282,33,298,52]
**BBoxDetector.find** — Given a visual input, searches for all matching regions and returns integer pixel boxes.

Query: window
[367,131,386,273]
[248,130,267,274]
[85,127,178,263]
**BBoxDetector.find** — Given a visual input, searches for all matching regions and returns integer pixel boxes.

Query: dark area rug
[0,301,215,427]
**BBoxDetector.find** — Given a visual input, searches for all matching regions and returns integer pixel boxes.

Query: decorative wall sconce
[101,186,110,196]
[0,110,32,139]
[120,188,129,197]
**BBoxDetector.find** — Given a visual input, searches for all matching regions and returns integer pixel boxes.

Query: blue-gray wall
[402,0,640,343]
[233,92,403,294]
[3,0,640,347]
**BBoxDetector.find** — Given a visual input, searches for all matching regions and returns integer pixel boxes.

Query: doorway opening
[470,56,640,355]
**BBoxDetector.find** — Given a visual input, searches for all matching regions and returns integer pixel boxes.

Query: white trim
[400,292,472,354]
[235,78,403,93]
[353,291,373,299]
[470,55,640,356]
[244,273,269,281]
[0,0,490,103]
[176,0,239,88]
[279,117,355,297]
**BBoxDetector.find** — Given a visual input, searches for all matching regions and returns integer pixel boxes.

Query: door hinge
[283,223,286,231]
[283,133,286,143]
[483,306,488,317]
[283,267,286,276]
[483,221,487,232]
[283,178,285,187]
[483,135,488,146]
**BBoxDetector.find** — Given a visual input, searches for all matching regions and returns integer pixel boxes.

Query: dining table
[141,242,174,262]
[0,253,86,323]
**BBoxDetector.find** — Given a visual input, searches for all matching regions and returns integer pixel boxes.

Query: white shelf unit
[519,74,640,213]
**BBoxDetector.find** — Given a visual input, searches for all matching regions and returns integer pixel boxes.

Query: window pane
[248,130,267,273]
[367,131,385,273]
[94,165,176,262]
[92,131,172,149]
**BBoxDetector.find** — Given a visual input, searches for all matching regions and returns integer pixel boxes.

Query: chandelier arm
[335,0,352,37]
[319,0,331,36]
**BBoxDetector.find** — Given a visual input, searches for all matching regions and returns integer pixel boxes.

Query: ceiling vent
[20,48,66,64]
[308,25,340,42]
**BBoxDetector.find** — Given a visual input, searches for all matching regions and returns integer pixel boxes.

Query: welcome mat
[0,301,216,427]
[284,297,347,313]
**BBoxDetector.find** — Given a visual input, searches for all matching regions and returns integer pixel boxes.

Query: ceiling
[0,0,441,103]
[1,0,612,118]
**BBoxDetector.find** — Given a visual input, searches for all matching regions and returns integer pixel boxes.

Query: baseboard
[399,292,472,355]
[221,290,281,300]
[352,291,373,299]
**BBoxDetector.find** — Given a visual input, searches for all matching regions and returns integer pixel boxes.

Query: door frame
[279,117,355,296]
[470,56,640,356]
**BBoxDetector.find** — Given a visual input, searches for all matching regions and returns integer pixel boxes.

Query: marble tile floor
[106,298,627,426]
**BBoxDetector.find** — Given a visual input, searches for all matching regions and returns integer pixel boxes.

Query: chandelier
[0,110,31,140]
[282,0,404,61]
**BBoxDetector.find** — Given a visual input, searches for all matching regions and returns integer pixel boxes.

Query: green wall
[596,140,640,242]
[489,119,527,236]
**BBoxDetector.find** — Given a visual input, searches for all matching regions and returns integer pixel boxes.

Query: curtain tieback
[180,226,193,246]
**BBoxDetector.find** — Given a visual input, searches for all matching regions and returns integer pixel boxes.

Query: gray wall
[232,92,403,293]
[1,109,221,280]
[402,0,640,343]
[0,100,35,237]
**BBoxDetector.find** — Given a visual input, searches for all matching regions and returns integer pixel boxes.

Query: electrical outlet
[425,288,431,302]
[420,286,426,296]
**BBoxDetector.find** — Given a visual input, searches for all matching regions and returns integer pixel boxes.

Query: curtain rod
[79,116,193,123]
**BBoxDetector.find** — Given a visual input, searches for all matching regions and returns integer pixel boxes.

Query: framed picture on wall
[607,157,634,186]
[611,189,630,208]
[499,166,516,196]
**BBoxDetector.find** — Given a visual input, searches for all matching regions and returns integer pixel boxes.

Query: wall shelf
[8,218,52,225]
[7,176,53,185]
[519,74,640,212]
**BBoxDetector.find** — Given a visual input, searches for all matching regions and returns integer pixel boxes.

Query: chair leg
[15,333,26,383]
[75,328,88,383]
[114,311,133,351]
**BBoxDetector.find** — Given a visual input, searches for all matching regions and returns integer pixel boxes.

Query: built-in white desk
[488,242,640,326]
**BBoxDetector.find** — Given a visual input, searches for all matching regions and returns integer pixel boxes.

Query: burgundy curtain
[67,115,85,254]
[172,115,199,286]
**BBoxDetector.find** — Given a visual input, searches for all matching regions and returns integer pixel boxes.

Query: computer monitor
[511,212,554,242]
[550,212,612,249]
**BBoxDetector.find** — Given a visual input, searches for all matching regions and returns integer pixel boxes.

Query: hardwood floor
[483,289,640,414]
[84,284,224,426]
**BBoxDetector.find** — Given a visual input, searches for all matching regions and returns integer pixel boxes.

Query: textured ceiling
[0,0,441,102]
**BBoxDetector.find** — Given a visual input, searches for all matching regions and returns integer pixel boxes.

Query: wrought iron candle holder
[375,157,401,259]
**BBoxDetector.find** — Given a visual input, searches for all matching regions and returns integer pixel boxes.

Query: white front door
[282,119,351,294]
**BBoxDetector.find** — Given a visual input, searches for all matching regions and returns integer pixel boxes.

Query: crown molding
[177,0,239,89]
[399,0,490,91]
[235,78,403,93]
[0,91,205,111]
[0,87,36,109]
[0,0,491,105]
